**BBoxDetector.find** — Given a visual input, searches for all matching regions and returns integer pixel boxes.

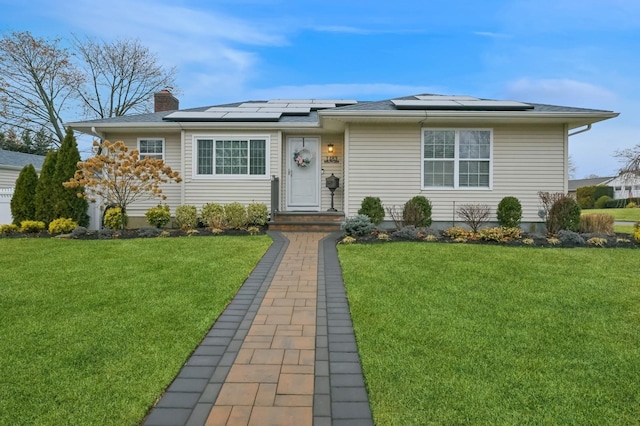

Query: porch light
[324,144,339,163]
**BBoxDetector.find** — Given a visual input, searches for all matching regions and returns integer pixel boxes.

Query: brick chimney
[154,89,179,112]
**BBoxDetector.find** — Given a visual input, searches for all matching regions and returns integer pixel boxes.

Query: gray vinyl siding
[345,123,566,224]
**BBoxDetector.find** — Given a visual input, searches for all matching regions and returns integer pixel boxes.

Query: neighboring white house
[0,149,46,224]
[607,174,640,200]
[67,91,619,229]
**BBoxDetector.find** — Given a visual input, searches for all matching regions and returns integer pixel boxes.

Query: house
[67,91,618,230]
[0,148,46,188]
[0,148,46,224]
[568,176,614,199]
[607,174,640,200]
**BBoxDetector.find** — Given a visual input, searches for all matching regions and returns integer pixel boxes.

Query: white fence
[0,187,101,229]
[0,188,14,225]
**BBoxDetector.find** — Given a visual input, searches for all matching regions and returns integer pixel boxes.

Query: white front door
[287,137,320,211]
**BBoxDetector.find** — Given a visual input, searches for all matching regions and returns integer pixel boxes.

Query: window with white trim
[422,129,492,189]
[138,138,164,160]
[195,137,268,177]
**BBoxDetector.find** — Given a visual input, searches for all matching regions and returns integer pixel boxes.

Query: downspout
[90,126,105,153]
[567,124,591,137]
[343,124,350,216]
[90,126,104,140]
[180,127,186,206]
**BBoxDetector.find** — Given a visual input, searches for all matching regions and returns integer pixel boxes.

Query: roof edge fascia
[0,164,42,172]
[319,110,619,120]
[67,121,321,133]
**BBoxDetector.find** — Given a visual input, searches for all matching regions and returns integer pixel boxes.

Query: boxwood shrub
[496,196,522,228]
[358,196,385,225]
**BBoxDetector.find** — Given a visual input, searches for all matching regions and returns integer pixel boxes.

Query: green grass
[615,224,636,235]
[583,208,640,222]
[0,236,271,426]
[339,243,640,425]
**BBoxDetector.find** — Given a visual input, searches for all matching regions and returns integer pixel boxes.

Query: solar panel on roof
[207,107,261,113]
[164,111,226,120]
[391,99,461,108]
[256,107,311,115]
[222,112,282,121]
[415,95,478,101]
[391,98,533,111]
[456,100,532,109]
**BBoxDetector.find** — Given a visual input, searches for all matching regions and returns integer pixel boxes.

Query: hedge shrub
[358,197,385,225]
[576,186,596,209]
[175,205,198,230]
[594,195,613,209]
[402,196,432,227]
[225,203,247,229]
[593,185,614,201]
[145,204,171,228]
[201,203,225,229]
[20,220,45,233]
[48,218,78,235]
[604,197,640,208]
[247,202,269,226]
[104,207,126,230]
[547,196,581,233]
[496,196,522,228]
[0,224,19,234]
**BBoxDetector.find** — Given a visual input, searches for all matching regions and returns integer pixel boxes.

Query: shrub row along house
[67,91,618,230]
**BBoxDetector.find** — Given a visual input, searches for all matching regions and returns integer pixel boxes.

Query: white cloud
[503,78,617,108]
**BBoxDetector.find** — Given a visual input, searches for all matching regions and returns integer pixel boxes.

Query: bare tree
[72,36,177,119]
[568,155,577,179]
[616,144,640,178]
[0,31,83,145]
[456,204,490,233]
[615,144,640,199]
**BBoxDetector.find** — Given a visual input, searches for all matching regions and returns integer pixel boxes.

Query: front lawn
[584,208,640,222]
[339,243,640,425]
[0,236,271,425]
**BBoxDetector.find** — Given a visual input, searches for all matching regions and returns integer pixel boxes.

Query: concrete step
[272,211,344,223]
[268,221,343,232]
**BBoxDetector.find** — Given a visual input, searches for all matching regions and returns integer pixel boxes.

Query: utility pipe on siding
[567,124,591,137]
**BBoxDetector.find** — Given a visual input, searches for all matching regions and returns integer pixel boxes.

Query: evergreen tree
[54,128,88,226]
[10,164,38,225]
[34,150,58,226]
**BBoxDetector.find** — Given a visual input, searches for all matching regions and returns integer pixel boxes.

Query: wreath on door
[293,149,312,167]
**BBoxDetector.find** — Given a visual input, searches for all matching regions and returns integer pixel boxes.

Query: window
[195,136,268,177]
[138,138,164,160]
[422,129,492,189]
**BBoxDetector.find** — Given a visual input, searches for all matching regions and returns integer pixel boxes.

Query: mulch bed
[345,229,639,248]
[0,226,267,240]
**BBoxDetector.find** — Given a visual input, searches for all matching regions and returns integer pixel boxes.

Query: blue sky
[1,0,638,177]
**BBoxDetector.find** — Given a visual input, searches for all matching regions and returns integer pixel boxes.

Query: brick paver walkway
[206,232,323,425]
[143,232,372,426]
